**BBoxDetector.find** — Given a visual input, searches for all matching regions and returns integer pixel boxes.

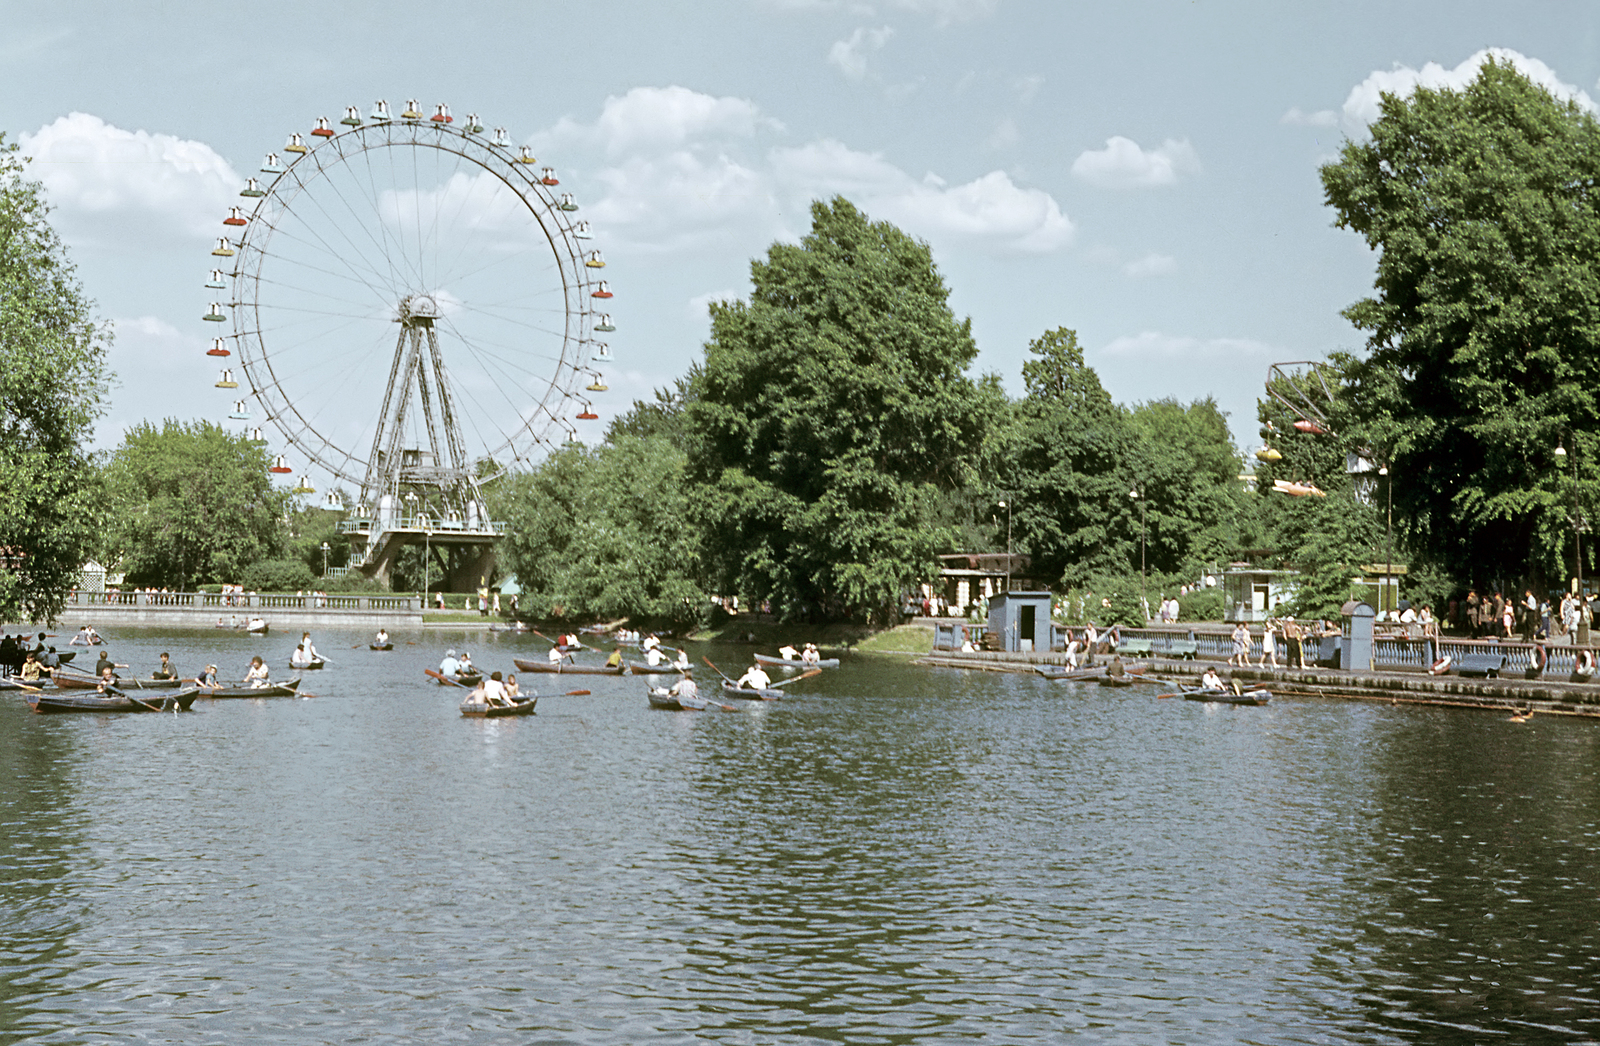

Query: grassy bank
[685,615,932,654]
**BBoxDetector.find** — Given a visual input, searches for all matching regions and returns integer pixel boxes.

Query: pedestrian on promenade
[1259,621,1278,669]
[1229,621,1250,666]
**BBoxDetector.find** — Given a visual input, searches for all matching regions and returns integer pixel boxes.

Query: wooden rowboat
[370,643,394,651]
[512,657,625,675]
[197,678,302,699]
[28,687,200,713]
[288,658,325,670]
[720,679,782,701]
[53,672,183,690]
[428,670,482,688]
[1182,686,1271,706]
[629,662,689,675]
[648,686,728,711]
[755,653,840,669]
[460,696,537,717]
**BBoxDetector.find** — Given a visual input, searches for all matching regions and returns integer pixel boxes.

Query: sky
[8,1,1600,491]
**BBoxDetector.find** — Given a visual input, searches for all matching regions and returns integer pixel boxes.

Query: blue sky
[7,1,1600,485]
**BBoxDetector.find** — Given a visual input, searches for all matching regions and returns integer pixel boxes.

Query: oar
[769,668,822,688]
[702,656,734,683]
[426,668,469,688]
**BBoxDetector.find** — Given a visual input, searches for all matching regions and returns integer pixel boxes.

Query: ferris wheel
[203,98,614,516]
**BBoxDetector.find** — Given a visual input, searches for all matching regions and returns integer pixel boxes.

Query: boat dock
[915,651,1600,718]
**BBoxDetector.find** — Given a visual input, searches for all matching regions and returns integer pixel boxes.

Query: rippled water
[4,626,1600,1043]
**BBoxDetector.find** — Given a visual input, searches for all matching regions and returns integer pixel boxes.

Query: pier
[46,590,423,629]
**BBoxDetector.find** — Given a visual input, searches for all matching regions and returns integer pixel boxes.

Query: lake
[3,625,1598,1044]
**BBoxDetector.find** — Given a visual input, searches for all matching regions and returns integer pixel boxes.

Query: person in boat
[735,663,771,690]
[374,628,389,647]
[642,633,661,654]
[547,643,569,666]
[458,651,474,676]
[439,649,461,677]
[96,665,121,693]
[300,632,320,662]
[245,656,271,688]
[672,648,691,671]
[93,651,121,678]
[669,669,698,703]
[152,652,176,680]
[605,646,623,669]
[482,670,509,706]
[31,632,48,658]
[20,651,41,683]
[1063,633,1082,669]
[195,664,219,688]
[38,646,60,675]
[801,643,821,666]
[504,674,520,700]
[1200,666,1224,691]
[290,644,314,669]
[1107,655,1126,679]
[644,644,668,667]
[778,644,800,661]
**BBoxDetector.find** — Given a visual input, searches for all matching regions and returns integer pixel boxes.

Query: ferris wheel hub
[399,294,441,327]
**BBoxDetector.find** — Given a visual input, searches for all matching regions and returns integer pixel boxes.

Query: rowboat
[1097,674,1137,687]
[53,672,184,690]
[720,679,781,701]
[755,652,840,669]
[628,662,688,675]
[1182,686,1271,706]
[370,642,394,651]
[512,657,625,675]
[1036,665,1104,681]
[428,670,482,688]
[647,686,726,711]
[289,658,325,670]
[28,687,200,713]
[460,696,537,717]
[197,678,303,699]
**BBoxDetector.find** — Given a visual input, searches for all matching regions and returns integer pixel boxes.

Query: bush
[240,558,319,593]
[1176,587,1224,622]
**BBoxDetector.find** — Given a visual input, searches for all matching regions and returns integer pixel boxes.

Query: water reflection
[2,628,1600,1042]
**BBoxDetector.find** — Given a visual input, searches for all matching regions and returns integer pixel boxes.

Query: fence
[64,590,421,612]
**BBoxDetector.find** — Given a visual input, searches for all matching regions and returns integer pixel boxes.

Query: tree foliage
[493,435,704,624]
[102,420,291,588]
[1322,58,1600,587]
[0,136,111,622]
[685,197,991,622]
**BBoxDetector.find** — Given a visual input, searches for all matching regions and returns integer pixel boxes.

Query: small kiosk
[1341,599,1375,672]
[987,590,1053,653]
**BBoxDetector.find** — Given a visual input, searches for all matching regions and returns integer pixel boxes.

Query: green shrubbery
[239,558,318,593]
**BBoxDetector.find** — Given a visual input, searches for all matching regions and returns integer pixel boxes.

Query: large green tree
[685,197,991,622]
[0,136,111,622]
[492,434,704,624]
[102,420,291,588]
[1322,58,1600,587]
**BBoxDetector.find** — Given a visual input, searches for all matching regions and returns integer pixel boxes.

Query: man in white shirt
[736,664,771,690]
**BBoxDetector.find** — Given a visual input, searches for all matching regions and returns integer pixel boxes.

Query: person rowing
[20,652,41,683]
[547,643,570,666]
[290,644,316,669]
[95,664,121,693]
[194,664,220,689]
[245,656,271,688]
[605,646,623,669]
[669,669,698,704]
[671,648,691,671]
[735,663,771,691]
[439,648,462,677]
[644,644,668,667]
[778,644,800,661]
[801,643,821,666]
[1199,666,1224,691]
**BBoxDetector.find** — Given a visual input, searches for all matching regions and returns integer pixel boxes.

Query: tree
[1321,58,1600,588]
[0,136,111,622]
[685,197,990,622]
[493,435,705,624]
[102,420,292,587]
[999,328,1137,586]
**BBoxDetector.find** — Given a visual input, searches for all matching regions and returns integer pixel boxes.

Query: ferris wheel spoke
[252,201,404,310]
[353,138,419,294]
[316,153,424,295]
[278,164,423,301]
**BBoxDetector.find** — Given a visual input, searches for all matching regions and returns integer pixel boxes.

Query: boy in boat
[482,671,509,706]
[290,644,314,669]
[801,643,821,666]
[374,628,389,647]
[669,670,698,703]
[458,652,474,676]
[504,674,520,699]
[778,644,800,660]
[95,665,121,693]
[1200,666,1224,691]
[20,652,41,683]
[152,652,176,680]
[735,663,771,690]
[547,644,569,665]
[245,656,271,688]
[195,664,219,688]
[605,646,623,669]
[644,644,667,666]
[93,651,122,678]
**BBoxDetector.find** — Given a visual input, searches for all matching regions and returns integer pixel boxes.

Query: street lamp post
[320,540,329,578]
[1130,487,1146,619]
[998,498,1013,592]
[1379,462,1393,616]
[1556,440,1587,644]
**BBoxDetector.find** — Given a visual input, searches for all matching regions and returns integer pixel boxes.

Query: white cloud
[1280,107,1338,127]
[1340,47,1596,132]
[687,289,742,319]
[1013,75,1044,104]
[774,139,1074,251]
[1071,136,1200,188]
[545,86,774,158]
[547,88,1070,255]
[986,118,1019,149]
[1099,331,1273,360]
[829,25,893,80]
[19,112,240,244]
[1122,253,1174,278]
